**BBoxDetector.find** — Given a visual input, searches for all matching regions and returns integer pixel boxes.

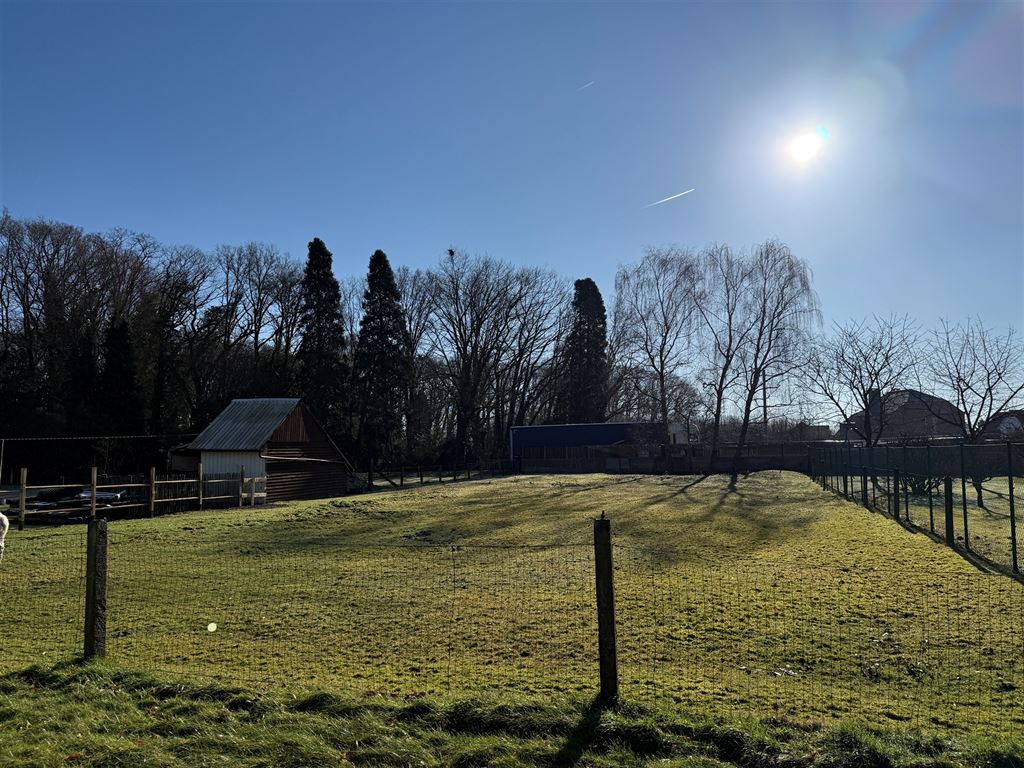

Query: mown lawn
[1,472,1022,746]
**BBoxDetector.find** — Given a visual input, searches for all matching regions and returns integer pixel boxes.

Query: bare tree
[693,244,754,463]
[427,250,519,459]
[922,318,1024,507]
[613,247,700,435]
[807,315,918,447]
[732,241,819,469]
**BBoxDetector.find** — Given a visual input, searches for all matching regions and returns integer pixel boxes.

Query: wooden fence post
[148,467,156,517]
[593,514,618,702]
[197,463,204,510]
[250,476,256,507]
[84,518,108,659]
[18,468,26,531]
[239,467,245,507]
[944,476,955,545]
[400,466,404,487]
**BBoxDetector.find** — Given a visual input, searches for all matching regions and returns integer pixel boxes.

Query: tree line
[1,211,1020,474]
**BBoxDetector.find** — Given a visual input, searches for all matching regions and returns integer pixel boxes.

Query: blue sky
[2,0,1021,330]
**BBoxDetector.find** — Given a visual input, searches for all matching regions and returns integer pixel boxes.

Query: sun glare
[788,126,829,165]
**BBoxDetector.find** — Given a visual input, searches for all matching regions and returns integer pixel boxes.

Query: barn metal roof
[188,398,301,451]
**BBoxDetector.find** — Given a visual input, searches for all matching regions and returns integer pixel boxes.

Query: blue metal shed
[509,422,668,459]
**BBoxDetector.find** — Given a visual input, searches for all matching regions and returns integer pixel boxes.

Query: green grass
[1,662,1020,767]
[2,472,1023,742]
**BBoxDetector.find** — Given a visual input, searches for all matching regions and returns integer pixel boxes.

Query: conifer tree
[560,278,609,423]
[296,238,347,430]
[96,320,145,433]
[353,250,412,464]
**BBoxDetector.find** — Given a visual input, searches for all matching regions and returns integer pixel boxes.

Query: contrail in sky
[645,188,695,207]
[577,80,595,91]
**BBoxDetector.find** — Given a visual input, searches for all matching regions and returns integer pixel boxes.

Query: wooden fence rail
[8,465,267,527]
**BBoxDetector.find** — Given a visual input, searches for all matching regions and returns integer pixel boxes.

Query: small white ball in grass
[207,623,217,632]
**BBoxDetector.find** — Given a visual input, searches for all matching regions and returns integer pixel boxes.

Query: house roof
[188,398,302,451]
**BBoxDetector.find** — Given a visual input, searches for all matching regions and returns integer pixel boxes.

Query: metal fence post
[593,514,618,702]
[84,518,108,659]
[960,442,969,550]
[842,454,849,499]
[861,468,869,508]
[90,466,98,520]
[892,468,901,520]
[18,467,26,531]
[944,476,955,545]
[1008,442,1018,574]
[926,445,933,533]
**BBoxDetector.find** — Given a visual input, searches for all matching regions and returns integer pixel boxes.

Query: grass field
[2,663,1020,767]
[2,472,1023,757]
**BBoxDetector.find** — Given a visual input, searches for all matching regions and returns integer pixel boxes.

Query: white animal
[0,511,7,564]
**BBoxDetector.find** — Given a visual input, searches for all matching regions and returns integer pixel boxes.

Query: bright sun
[788,126,829,164]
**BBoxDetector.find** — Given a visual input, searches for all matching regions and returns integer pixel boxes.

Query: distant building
[837,389,963,444]
[172,398,351,502]
[509,422,671,460]
[783,423,833,442]
[982,411,1024,441]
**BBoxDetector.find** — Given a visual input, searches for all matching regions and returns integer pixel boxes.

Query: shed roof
[188,398,302,451]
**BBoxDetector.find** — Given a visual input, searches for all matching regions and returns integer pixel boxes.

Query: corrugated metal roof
[188,398,302,451]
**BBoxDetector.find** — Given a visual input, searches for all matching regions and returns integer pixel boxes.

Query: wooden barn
[176,398,351,502]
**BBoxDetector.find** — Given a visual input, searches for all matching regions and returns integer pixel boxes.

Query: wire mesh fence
[0,529,85,669]
[2,518,1023,737]
[104,534,598,698]
[813,443,1024,574]
[615,546,1024,735]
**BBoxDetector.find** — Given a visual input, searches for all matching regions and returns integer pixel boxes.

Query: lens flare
[788,126,829,164]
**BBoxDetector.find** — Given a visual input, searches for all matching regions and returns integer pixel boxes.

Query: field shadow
[552,695,607,766]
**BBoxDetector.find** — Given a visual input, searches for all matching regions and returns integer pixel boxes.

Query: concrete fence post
[84,518,108,659]
[593,514,618,702]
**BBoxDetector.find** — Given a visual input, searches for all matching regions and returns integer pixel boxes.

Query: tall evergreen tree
[560,278,609,423]
[96,320,146,434]
[353,250,412,465]
[296,238,348,430]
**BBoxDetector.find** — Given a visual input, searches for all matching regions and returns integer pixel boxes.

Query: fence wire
[3,522,1023,737]
[0,529,85,670]
[814,443,1024,574]
[615,547,1024,736]
[104,534,597,698]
